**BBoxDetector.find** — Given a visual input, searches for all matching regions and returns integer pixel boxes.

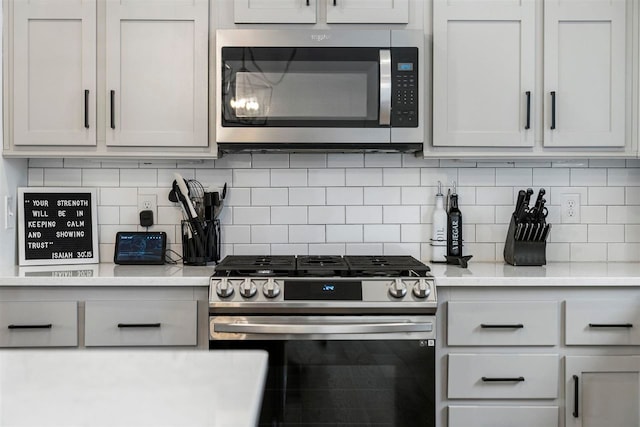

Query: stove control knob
[239,280,257,299]
[215,280,234,299]
[411,280,431,299]
[388,280,407,299]
[262,280,281,298]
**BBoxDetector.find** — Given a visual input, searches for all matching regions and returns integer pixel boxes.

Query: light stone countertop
[0,349,268,427]
[1,262,640,287]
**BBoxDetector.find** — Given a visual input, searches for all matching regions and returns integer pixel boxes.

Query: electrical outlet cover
[138,194,157,216]
[560,193,580,224]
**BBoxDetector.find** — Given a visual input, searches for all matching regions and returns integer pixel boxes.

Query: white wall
[27,154,640,264]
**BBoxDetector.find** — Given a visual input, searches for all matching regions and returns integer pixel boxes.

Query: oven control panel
[210,277,436,309]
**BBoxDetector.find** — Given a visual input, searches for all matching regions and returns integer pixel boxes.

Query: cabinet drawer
[449,406,558,427]
[448,354,559,399]
[448,301,558,346]
[84,301,197,347]
[0,301,78,347]
[565,300,640,346]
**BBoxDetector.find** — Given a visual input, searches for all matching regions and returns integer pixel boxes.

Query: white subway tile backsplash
[45,168,82,187]
[309,206,345,224]
[271,207,307,224]
[346,206,382,224]
[383,168,420,186]
[364,187,401,205]
[251,188,288,206]
[308,169,345,187]
[475,187,513,206]
[346,168,383,187]
[82,169,118,187]
[120,169,158,188]
[271,169,307,187]
[251,225,288,244]
[289,188,325,205]
[365,153,401,167]
[35,153,640,262]
[459,168,494,186]
[327,187,363,205]
[533,168,570,187]
[364,225,400,242]
[495,168,532,187]
[326,225,362,242]
[234,207,271,225]
[289,225,325,243]
[383,206,420,224]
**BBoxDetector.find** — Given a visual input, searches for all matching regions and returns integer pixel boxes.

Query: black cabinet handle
[589,323,633,328]
[550,91,556,130]
[573,375,579,418]
[481,323,524,329]
[333,0,337,5]
[306,0,310,5]
[481,376,525,382]
[8,324,52,329]
[117,323,161,328]
[525,91,531,130]
[110,90,115,129]
[84,90,90,129]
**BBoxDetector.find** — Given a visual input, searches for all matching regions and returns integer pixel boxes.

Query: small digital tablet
[114,232,167,265]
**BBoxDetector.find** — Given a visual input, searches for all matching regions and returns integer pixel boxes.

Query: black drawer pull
[573,375,579,418]
[481,323,524,329]
[8,324,52,329]
[550,91,556,130]
[117,323,161,328]
[84,89,90,129]
[524,91,531,130]
[589,323,633,328]
[110,90,115,129]
[482,376,525,382]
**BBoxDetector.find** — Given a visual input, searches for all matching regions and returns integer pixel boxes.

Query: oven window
[211,340,435,427]
[222,47,381,128]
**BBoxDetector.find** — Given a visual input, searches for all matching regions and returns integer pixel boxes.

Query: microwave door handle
[214,321,432,335]
[379,49,391,126]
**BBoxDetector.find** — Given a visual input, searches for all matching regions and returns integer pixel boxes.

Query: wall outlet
[561,193,581,224]
[138,194,157,218]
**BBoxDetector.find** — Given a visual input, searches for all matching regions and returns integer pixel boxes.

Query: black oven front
[209,315,436,427]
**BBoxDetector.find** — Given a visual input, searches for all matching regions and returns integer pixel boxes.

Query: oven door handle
[379,49,391,126]
[214,321,432,335]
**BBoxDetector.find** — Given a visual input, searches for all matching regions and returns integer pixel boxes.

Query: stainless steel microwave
[216,29,424,152]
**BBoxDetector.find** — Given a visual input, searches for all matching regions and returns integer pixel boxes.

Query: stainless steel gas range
[209,255,437,427]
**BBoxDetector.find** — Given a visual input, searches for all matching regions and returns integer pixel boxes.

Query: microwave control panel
[391,48,418,127]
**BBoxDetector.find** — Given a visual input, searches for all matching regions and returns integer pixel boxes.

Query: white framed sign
[18,187,99,266]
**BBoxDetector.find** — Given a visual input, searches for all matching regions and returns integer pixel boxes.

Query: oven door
[210,315,436,427]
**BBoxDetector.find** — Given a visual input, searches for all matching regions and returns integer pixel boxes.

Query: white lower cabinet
[0,301,78,347]
[449,406,559,427]
[448,354,559,399]
[84,300,197,347]
[565,356,640,427]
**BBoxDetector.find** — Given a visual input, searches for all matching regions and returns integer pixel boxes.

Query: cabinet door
[234,0,317,23]
[326,0,409,24]
[566,356,640,427]
[543,0,626,148]
[12,0,96,146]
[105,0,208,147]
[433,1,535,147]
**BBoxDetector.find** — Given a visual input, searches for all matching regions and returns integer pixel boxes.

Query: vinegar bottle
[447,182,463,257]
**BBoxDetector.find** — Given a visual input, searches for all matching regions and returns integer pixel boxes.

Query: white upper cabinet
[106,0,209,148]
[234,0,317,23]
[543,0,626,148]
[326,0,409,24]
[12,0,97,147]
[433,0,535,148]
[232,0,409,24]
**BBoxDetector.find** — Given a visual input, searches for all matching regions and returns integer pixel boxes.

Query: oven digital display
[284,280,362,300]
[397,62,413,71]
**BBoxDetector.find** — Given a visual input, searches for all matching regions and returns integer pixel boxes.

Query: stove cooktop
[213,255,431,277]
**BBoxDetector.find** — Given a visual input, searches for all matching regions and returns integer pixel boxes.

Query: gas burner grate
[345,256,430,277]
[296,256,350,276]
[213,255,296,276]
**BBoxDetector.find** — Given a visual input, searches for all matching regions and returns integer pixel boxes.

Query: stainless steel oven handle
[379,49,391,126]
[214,321,432,335]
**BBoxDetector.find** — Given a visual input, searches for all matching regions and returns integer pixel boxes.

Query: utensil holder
[181,219,221,266]
[503,215,547,266]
